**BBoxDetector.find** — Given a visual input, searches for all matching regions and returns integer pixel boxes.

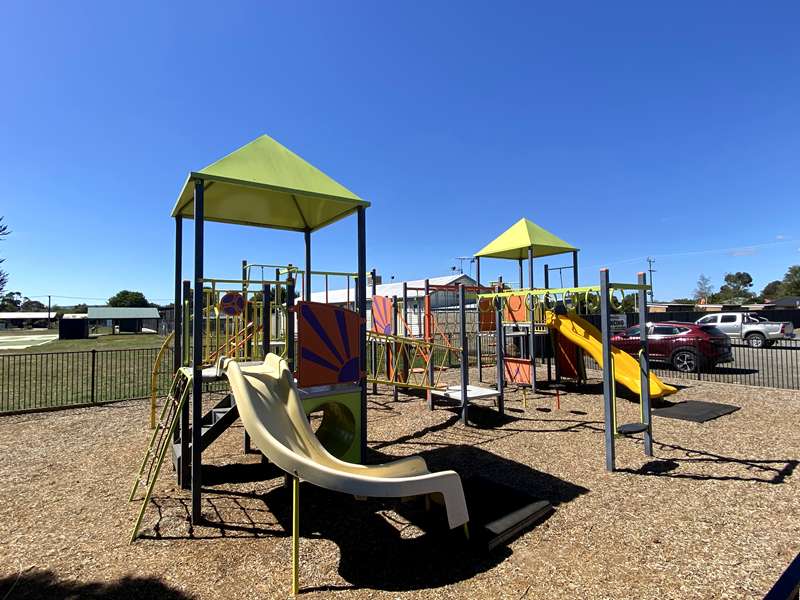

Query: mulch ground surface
[1,368,798,599]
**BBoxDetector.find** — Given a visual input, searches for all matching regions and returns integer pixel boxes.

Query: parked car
[612,322,733,373]
[695,312,795,348]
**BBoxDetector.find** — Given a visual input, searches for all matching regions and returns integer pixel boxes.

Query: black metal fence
[581,337,800,391]
[0,347,177,414]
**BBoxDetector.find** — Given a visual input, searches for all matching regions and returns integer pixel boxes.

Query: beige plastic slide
[545,311,678,398]
[224,354,469,529]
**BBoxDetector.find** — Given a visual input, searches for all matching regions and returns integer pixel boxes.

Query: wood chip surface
[0,368,798,599]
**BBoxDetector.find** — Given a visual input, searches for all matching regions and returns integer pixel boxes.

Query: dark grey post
[173,217,182,374]
[286,277,295,371]
[180,280,191,488]
[356,207,367,463]
[191,179,204,523]
[458,284,469,424]
[600,268,615,472]
[391,295,399,402]
[528,246,537,393]
[572,251,579,287]
[304,230,311,302]
[495,287,504,406]
[425,279,434,409]
[518,259,524,289]
[274,268,282,341]
[370,268,377,394]
[475,257,482,382]
[638,272,653,456]
[242,259,252,359]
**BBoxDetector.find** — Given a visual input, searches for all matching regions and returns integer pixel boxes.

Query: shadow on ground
[0,570,192,600]
[619,441,799,484]
[259,444,588,592]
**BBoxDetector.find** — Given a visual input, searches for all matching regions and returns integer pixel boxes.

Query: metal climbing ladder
[128,367,192,543]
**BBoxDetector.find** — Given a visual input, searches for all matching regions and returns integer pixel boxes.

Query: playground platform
[0,368,798,599]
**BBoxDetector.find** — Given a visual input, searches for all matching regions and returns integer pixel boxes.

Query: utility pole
[453,257,473,275]
[646,258,656,302]
[47,295,51,329]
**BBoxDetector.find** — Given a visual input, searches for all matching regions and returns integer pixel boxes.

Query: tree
[781,265,800,297]
[693,274,714,302]
[72,303,88,314]
[20,298,46,311]
[1,291,22,312]
[108,290,150,307]
[0,217,9,296]
[760,280,784,301]
[713,272,754,303]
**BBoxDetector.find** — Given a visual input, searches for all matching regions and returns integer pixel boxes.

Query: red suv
[612,322,733,372]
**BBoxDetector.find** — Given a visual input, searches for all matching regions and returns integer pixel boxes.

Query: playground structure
[132,136,552,596]
[129,136,692,595]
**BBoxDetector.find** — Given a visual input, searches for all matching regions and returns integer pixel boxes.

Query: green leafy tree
[1,291,22,311]
[108,290,150,308]
[671,297,696,305]
[693,274,714,302]
[712,272,754,303]
[760,280,784,301]
[781,265,800,296]
[0,217,9,296]
[20,298,46,311]
[72,303,88,314]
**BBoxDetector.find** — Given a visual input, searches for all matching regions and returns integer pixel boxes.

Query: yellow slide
[545,311,678,398]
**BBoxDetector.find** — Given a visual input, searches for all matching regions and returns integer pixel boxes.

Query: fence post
[90,349,97,403]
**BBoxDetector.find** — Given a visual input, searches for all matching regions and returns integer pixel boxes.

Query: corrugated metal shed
[87,307,161,320]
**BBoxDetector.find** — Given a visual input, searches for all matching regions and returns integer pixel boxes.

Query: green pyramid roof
[475,218,577,260]
[171,135,369,232]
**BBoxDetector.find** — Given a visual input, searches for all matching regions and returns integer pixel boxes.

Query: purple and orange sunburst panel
[297,301,362,388]
[371,295,393,334]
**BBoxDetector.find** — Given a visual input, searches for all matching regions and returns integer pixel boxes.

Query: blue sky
[1,1,799,305]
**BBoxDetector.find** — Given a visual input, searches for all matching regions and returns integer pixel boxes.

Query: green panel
[302,390,362,464]
[171,135,370,232]
[475,218,577,260]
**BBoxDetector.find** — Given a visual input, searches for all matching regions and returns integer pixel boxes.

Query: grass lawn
[0,332,168,354]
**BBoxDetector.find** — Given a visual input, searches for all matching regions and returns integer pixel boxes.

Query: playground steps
[129,368,192,543]
[172,394,239,474]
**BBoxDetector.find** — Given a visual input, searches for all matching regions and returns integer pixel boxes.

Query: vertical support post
[263,283,271,357]
[173,217,183,374]
[292,475,300,596]
[528,247,537,393]
[638,272,653,456]
[475,257,482,382]
[401,282,409,385]
[458,283,469,423]
[286,277,295,371]
[304,230,311,302]
[191,178,204,523]
[391,295,399,402]
[600,268,615,472]
[572,250,579,287]
[424,279,434,409]
[370,268,377,395]
[544,263,552,383]
[356,207,367,463]
[180,280,191,488]
[495,287,505,407]
[325,274,329,304]
[518,258,524,289]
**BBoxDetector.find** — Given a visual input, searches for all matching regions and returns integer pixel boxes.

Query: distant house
[309,273,480,335]
[0,311,57,329]
[771,296,800,309]
[86,307,161,333]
